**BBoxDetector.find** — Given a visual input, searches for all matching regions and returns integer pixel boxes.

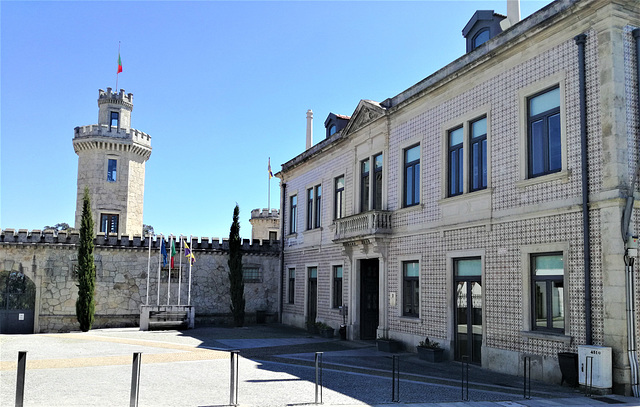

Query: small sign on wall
[19,313,24,321]
[389,292,396,307]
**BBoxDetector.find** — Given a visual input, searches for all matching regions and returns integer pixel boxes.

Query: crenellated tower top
[97,87,133,131]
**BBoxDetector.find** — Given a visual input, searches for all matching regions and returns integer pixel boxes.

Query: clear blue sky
[1,1,547,240]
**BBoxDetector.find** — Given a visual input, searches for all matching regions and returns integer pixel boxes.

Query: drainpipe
[574,34,592,346]
[622,28,640,397]
[279,181,287,323]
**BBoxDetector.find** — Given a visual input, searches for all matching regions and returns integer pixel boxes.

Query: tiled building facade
[276,0,640,394]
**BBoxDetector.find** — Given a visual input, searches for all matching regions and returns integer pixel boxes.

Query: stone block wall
[0,230,280,332]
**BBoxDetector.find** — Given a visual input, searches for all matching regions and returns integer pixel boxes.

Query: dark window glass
[333,265,343,308]
[470,117,487,191]
[334,176,344,219]
[448,127,463,196]
[404,145,420,207]
[107,159,117,182]
[403,261,419,317]
[100,214,119,235]
[531,253,564,332]
[314,185,322,228]
[110,111,119,131]
[242,267,261,283]
[373,153,383,210]
[307,188,314,230]
[290,195,297,234]
[361,159,370,212]
[269,231,277,241]
[528,87,561,178]
[288,268,295,304]
[473,29,490,49]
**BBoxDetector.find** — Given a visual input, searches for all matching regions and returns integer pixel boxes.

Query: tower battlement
[98,87,133,108]
[250,208,280,219]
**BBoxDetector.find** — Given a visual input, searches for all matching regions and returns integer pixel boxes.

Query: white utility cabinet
[578,345,612,389]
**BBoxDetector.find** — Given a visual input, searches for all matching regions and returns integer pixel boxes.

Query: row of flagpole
[145,234,196,307]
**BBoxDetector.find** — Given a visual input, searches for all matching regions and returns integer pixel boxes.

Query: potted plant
[317,322,335,338]
[417,337,444,362]
[306,319,319,334]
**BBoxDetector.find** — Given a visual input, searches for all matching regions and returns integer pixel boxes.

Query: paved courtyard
[1,324,639,407]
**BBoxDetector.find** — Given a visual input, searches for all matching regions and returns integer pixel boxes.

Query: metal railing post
[315,352,323,404]
[130,352,142,407]
[585,356,594,397]
[15,351,27,407]
[461,355,469,401]
[391,355,400,402]
[230,350,240,406]
[523,355,531,399]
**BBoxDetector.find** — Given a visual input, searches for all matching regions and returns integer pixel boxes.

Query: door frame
[358,258,380,340]
[446,250,485,364]
[304,264,318,324]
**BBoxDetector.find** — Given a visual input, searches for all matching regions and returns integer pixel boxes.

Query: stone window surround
[396,254,421,321]
[286,266,295,304]
[304,263,319,322]
[520,242,572,342]
[288,192,298,235]
[440,105,492,200]
[516,71,570,188]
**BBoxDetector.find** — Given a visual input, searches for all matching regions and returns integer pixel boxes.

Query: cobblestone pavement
[1,324,639,407]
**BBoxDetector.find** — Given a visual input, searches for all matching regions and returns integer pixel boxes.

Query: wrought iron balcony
[333,210,392,242]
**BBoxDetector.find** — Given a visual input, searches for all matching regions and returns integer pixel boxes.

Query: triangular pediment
[341,100,386,137]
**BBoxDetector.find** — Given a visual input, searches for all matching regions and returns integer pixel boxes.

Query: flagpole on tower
[116,41,122,90]
[268,157,273,211]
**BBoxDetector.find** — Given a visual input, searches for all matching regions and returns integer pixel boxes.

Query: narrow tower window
[107,159,117,182]
[110,111,119,131]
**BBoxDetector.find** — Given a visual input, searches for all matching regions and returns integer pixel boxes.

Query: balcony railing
[334,210,392,242]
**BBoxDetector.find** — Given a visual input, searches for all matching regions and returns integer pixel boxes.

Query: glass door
[454,258,482,364]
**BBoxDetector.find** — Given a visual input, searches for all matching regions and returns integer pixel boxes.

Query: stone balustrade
[333,210,392,241]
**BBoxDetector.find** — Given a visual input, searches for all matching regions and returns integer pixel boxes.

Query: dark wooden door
[0,271,35,334]
[360,259,379,340]
[308,271,317,324]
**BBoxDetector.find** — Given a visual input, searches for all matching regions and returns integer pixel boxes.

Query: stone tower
[249,209,280,242]
[73,88,152,236]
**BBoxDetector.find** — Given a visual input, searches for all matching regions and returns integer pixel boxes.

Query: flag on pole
[170,238,176,269]
[185,242,196,265]
[161,238,168,266]
[268,157,273,179]
[117,53,123,74]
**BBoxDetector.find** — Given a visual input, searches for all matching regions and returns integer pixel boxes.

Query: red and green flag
[117,53,123,74]
[170,238,176,269]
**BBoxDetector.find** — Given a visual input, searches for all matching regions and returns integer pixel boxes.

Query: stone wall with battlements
[0,229,280,332]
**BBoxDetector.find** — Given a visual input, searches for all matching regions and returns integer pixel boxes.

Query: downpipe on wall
[279,182,286,324]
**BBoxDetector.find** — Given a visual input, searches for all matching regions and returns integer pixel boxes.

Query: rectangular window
[402,261,419,317]
[314,185,322,228]
[528,87,561,178]
[361,159,370,212]
[110,111,119,131]
[373,153,383,210]
[307,188,314,230]
[531,253,564,332]
[107,159,117,182]
[404,145,420,207]
[242,267,261,283]
[469,117,487,191]
[100,214,119,235]
[288,268,295,304]
[334,175,344,220]
[448,127,463,197]
[333,265,343,308]
[290,195,297,234]
[269,231,277,241]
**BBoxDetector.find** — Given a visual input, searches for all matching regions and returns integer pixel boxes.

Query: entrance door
[454,258,482,363]
[0,271,36,334]
[360,259,379,340]
[307,267,317,324]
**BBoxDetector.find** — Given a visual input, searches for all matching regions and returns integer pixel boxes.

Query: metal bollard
[230,350,240,406]
[391,355,400,402]
[130,352,142,407]
[15,351,27,407]
[461,355,469,401]
[523,355,531,399]
[585,356,594,397]
[315,352,323,404]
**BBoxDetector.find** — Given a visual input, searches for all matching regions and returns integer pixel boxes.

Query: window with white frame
[373,153,383,210]
[445,116,488,197]
[528,87,561,178]
[531,253,564,332]
[290,195,297,234]
[306,185,322,230]
[403,145,420,207]
[360,159,370,212]
[402,260,419,317]
[334,176,345,220]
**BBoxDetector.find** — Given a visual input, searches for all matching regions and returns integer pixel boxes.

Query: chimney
[507,0,520,25]
[306,109,313,150]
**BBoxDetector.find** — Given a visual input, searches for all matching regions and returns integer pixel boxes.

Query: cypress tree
[228,204,245,327]
[76,187,96,332]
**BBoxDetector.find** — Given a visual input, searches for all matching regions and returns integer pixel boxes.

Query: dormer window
[329,125,337,136]
[324,113,350,138]
[110,111,119,131]
[472,28,490,50]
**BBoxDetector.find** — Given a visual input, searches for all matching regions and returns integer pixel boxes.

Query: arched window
[329,125,337,136]
[473,29,490,50]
